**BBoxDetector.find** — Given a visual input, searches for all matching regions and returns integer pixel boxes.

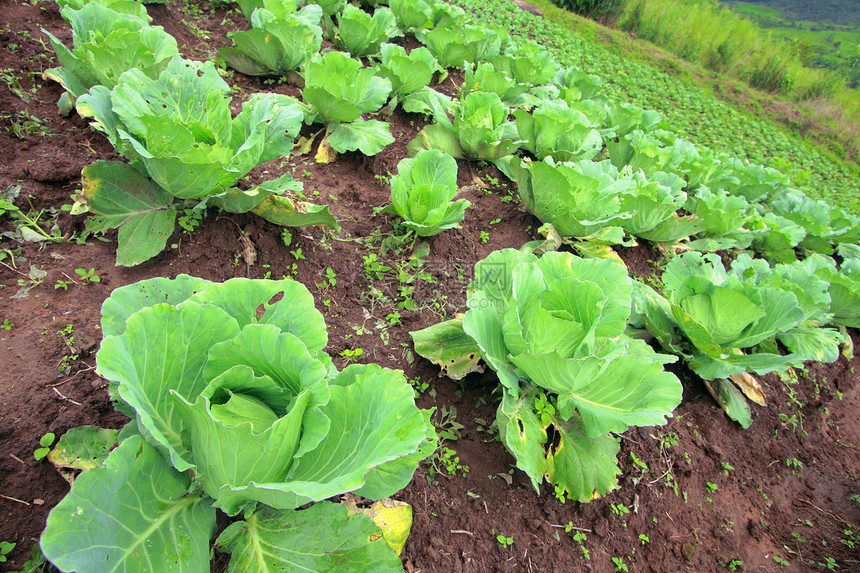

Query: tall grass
[600,0,859,159]
[614,0,856,104]
[551,0,623,21]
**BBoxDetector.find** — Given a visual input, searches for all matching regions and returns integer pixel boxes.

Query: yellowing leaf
[728,372,766,406]
[343,496,413,555]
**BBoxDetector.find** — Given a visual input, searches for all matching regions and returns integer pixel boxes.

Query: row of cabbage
[47,0,860,266]
[35,2,451,570]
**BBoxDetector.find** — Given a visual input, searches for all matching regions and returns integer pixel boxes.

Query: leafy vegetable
[631,252,839,383]
[461,62,530,107]
[42,2,177,113]
[389,0,434,32]
[335,4,400,57]
[78,56,302,199]
[41,276,436,571]
[218,2,323,77]
[412,250,682,502]
[302,51,394,160]
[375,43,440,98]
[604,102,662,139]
[684,187,755,251]
[417,21,504,68]
[74,56,336,264]
[382,149,470,236]
[492,41,558,87]
[407,91,521,160]
[56,0,151,21]
[801,255,860,328]
[514,100,603,162]
[505,156,632,244]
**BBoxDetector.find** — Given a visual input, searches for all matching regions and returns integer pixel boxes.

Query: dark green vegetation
[733,0,860,26]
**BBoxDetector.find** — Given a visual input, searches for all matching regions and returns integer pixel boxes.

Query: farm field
[0,0,858,572]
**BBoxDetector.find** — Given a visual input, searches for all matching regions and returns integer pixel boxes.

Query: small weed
[1,319,12,330]
[57,324,79,373]
[817,556,837,571]
[177,207,204,233]
[409,377,434,399]
[324,267,337,287]
[630,452,649,484]
[791,531,807,543]
[569,529,590,559]
[639,533,650,545]
[610,503,631,517]
[721,461,734,475]
[433,446,468,478]
[706,481,719,493]
[362,253,391,281]
[612,556,628,572]
[290,247,305,260]
[725,559,743,571]
[339,347,363,363]
[74,267,100,284]
[785,458,803,474]
[534,392,556,425]
[479,230,489,243]
[34,432,55,461]
[496,534,513,548]
[0,541,14,563]
[2,110,50,139]
[435,405,464,441]
[772,555,789,566]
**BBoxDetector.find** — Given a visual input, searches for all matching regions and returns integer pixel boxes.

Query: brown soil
[0,1,858,572]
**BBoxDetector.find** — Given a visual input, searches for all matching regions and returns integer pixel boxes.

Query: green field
[727,1,860,88]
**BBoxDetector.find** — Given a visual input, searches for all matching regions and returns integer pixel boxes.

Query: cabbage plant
[218,1,323,77]
[40,276,436,572]
[461,62,533,107]
[491,41,558,87]
[301,51,394,161]
[506,157,633,244]
[57,0,151,20]
[514,100,603,162]
[412,250,682,502]
[74,56,336,266]
[374,43,445,116]
[801,255,860,329]
[389,0,434,32]
[417,21,504,68]
[382,149,470,236]
[631,251,844,426]
[407,91,522,161]
[684,187,756,251]
[632,251,840,384]
[335,4,400,57]
[42,2,177,113]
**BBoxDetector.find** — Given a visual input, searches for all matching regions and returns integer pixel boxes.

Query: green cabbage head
[40,276,435,572]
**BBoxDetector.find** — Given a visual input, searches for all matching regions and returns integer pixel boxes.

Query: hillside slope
[459,0,859,214]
